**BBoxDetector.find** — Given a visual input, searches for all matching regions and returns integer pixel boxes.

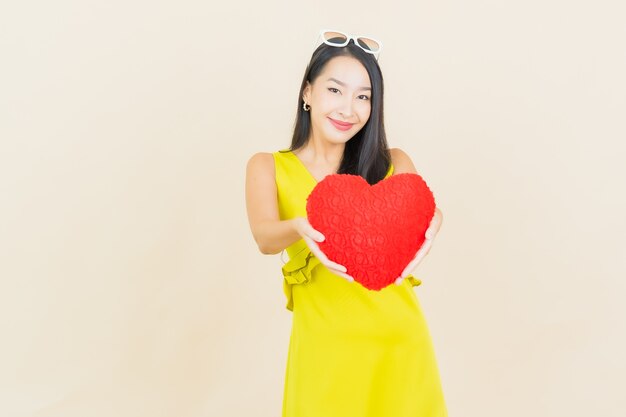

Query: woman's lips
[328,117,354,131]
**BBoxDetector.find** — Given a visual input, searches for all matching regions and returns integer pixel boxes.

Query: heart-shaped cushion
[306,172,436,290]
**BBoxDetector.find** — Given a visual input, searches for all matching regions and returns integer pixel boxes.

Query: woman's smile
[328,117,354,131]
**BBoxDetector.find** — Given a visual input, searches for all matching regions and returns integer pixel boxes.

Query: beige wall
[1,1,624,416]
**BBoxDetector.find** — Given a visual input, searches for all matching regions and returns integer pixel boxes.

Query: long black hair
[280,37,392,185]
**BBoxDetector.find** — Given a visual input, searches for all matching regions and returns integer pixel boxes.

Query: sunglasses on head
[314,29,383,61]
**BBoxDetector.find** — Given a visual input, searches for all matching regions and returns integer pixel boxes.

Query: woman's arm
[389,147,443,283]
[245,153,350,278]
[245,152,303,254]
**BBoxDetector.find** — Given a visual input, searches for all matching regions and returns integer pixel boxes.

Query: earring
[303,101,310,111]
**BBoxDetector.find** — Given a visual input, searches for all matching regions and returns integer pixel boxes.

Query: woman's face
[303,56,372,145]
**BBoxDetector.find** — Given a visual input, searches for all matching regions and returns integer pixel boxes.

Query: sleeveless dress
[274,148,448,417]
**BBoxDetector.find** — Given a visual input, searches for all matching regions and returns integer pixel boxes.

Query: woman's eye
[328,87,369,100]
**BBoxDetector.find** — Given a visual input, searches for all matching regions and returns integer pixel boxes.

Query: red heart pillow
[306,172,436,290]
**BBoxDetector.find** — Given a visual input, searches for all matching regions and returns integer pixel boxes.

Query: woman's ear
[302,81,311,103]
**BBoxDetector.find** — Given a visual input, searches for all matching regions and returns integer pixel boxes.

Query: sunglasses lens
[356,37,381,53]
[322,31,348,45]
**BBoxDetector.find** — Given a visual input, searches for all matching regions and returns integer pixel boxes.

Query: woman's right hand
[291,217,355,283]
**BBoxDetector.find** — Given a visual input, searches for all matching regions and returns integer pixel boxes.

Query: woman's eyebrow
[327,77,371,91]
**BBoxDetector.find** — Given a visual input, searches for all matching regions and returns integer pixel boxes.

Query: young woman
[245,30,447,417]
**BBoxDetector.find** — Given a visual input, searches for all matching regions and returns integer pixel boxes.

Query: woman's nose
[339,97,355,117]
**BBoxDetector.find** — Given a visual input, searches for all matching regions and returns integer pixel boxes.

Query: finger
[308,224,325,242]
[425,223,439,239]
[401,259,418,278]
[419,239,433,256]
[401,242,431,277]
[406,249,427,274]
[340,274,354,282]
[432,208,442,223]
[325,260,348,274]
[329,267,354,282]
[326,261,347,273]
[302,235,325,260]
[426,213,441,239]
[303,235,348,273]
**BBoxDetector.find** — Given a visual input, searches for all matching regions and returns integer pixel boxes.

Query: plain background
[1,1,625,416]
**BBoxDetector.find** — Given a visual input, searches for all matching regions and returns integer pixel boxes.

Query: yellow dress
[274,148,447,417]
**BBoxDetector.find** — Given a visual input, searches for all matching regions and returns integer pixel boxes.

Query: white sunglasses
[314,29,383,60]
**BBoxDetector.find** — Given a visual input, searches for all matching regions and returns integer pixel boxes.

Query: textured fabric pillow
[306,172,436,290]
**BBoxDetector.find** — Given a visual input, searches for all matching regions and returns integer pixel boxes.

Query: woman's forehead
[318,57,371,87]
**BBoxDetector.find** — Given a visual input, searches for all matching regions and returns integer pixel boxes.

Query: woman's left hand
[394,207,443,285]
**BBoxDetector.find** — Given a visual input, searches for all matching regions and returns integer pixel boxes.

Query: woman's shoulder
[389,147,417,175]
[246,151,275,177]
